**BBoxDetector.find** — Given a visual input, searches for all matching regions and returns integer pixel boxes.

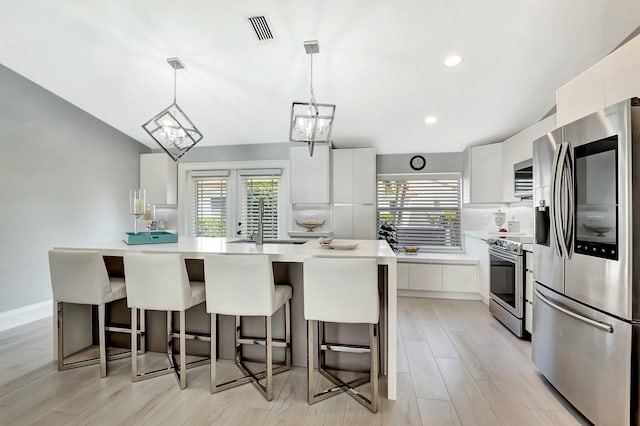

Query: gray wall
[376,152,463,175]
[178,142,289,163]
[0,64,147,313]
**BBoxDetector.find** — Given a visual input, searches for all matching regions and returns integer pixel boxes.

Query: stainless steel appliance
[487,236,531,337]
[513,158,533,199]
[532,98,640,426]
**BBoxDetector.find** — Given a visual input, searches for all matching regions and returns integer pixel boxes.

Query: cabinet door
[442,264,477,292]
[398,263,410,290]
[331,149,353,204]
[556,62,606,126]
[332,205,353,238]
[352,148,376,204]
[525,300,533,334]
[525,251,533,272]
[140,153,177,205]
[290,145,330,204]
[353,205,376,239]
[409,264,443,291]
[604,35,640,108]
[469,144,503,203]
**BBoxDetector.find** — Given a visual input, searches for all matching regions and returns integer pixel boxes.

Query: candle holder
[143,204,156,235]
[129,189,146,234]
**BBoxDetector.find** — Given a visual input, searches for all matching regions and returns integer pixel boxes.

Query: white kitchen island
[53,238,398,400]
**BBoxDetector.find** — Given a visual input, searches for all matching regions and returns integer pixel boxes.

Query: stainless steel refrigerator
[532,98,640,426]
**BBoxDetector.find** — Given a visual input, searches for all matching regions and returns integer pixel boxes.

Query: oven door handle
[535,289,613,333]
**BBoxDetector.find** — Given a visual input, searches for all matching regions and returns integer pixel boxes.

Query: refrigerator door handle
[563,145,574,258]
[550,144,563,257]
[535,289,613,333]
[551,143,568,258]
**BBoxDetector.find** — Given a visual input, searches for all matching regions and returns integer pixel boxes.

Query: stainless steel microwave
[514,159,533,199]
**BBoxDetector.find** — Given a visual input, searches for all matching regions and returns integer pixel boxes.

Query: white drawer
[525,271,533,303]
[525,251,533,272]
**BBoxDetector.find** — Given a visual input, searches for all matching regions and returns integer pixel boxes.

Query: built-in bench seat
[396,252,480,300]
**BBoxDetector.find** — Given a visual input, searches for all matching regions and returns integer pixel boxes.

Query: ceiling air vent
[247,15,274,43]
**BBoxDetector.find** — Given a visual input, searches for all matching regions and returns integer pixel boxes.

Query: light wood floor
[0,298,590,425]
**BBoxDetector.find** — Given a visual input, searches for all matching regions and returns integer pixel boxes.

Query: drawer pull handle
[535,289,613,333]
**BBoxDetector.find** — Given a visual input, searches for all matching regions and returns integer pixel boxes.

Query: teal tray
[123,231,178,245]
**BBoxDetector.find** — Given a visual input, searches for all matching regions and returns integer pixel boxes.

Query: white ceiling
[1,1,639,154]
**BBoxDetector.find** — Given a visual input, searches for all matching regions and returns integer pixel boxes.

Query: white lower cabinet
[443,265,477,292]
[397,263,410,290]
[399,261,478,295]
[409,264,443,291]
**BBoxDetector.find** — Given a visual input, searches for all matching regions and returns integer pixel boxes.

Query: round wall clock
[409,155,426,171]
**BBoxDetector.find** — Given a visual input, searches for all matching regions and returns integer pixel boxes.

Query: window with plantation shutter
[377,175,462,249]
[239,169,281,239]
[192,176,228,237]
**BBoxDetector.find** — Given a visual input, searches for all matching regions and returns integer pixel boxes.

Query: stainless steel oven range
[487,236,531,338]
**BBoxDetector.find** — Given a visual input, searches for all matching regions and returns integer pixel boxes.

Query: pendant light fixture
[142,57,203,161]
[289,40,335,157]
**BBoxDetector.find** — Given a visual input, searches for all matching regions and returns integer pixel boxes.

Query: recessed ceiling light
[444,55,462,67]
[424,116,438,125]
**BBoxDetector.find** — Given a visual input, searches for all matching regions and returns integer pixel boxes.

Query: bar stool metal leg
[131,307,138,381]
[210,313,217,394]
[307,320,380,413]
[139,309,146,354]
[98,303,107,378]
[179,310,187,389]
[210,300,291,399]
[265,315,273,400]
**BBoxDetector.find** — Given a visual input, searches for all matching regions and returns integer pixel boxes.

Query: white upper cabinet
[331,148,376,205]
[290,145,330,204]
[331,148,376,239]
[603,34,640,108]
[463,143,503,204]
[557,34,640,127]
[332,149,352,204]
[556,61,606,127]
[140,153,177,205]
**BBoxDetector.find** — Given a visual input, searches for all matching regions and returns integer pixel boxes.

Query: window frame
[377,172,463,252]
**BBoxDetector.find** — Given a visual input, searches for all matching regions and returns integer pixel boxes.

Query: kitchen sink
[227,239,308,245]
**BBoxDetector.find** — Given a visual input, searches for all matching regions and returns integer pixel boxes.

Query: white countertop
[55,237,397,264]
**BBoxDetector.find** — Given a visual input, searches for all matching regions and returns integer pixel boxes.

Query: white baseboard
[0,300,53,333]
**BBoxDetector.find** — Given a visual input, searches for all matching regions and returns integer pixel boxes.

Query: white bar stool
[124,252,209,389]
[49,249,144,378]
[303,257,380,413]
[204,254,292,401]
